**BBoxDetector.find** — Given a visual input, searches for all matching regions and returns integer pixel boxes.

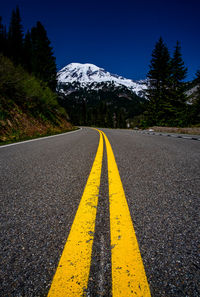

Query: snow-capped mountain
[57,63,147,97]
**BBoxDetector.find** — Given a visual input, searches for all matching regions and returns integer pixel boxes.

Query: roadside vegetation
[0,55,73,143]
[0,7,73,144]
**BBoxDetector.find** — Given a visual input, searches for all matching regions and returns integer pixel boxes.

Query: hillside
[0,55,73,144]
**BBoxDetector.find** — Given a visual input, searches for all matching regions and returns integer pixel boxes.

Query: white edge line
[0,128,82,149]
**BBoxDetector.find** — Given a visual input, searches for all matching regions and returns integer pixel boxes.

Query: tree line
[145,37,200,127]
[0,6,57,91]
[58,82,145,128]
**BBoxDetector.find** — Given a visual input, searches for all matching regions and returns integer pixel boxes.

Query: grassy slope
[0,55,74,143]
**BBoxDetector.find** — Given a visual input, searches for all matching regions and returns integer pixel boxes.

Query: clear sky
[1,0,200,81]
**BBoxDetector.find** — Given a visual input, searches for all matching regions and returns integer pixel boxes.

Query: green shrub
[0,54,67,122]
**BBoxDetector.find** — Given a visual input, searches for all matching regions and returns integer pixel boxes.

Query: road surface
[0,127,200,296]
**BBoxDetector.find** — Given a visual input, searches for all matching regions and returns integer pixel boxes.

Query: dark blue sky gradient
[1,0,200,80]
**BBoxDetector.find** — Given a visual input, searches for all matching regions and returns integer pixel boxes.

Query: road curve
[0,127,200,296]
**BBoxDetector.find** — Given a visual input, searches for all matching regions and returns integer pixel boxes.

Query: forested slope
[0,7,73,143]
[0,55,73,143]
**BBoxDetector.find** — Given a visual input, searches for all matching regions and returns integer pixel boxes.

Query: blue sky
[1,0,200,81]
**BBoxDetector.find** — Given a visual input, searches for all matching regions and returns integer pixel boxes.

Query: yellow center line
[47,131,103,297]
[100,130,151,297]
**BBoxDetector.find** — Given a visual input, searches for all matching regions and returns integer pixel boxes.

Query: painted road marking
[100,130,151,296]
[48,128,151,296]
[0,128,82,149]
[47,131,103,296]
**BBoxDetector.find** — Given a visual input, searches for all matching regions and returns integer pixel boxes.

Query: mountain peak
[58,63,109,83]
[57,63,147,97]
[63,63,101,71]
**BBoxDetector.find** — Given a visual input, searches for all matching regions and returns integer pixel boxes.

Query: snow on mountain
[57,63,147,97]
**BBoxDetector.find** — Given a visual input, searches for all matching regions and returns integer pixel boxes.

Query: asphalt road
[0,127,200,296]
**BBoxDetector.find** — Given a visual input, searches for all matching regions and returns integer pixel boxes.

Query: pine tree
[8,6,24,65]
[195,70,200,87]
[147,37,172,125]
[192,69,200,124]
[171,41,187,89]
[23,30,32,73]
[0,17,7,55]
[31,21,57,91]
[170,41,187,123]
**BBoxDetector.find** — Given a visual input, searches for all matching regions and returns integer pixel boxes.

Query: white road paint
[0,128,82,149]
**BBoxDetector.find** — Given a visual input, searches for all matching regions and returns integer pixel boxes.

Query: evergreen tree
[192,69,200,124]
[195,70,200,86]
[23,30,32,73]
[147,37,172,125]
[8,6,24,65]
[116,108,126,128]
[170,41,187,123]
[0,17,7,55]
[31,21,57,91]
[171,41,187,89]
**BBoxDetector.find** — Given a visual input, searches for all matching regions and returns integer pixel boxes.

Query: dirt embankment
[0,108,74,144]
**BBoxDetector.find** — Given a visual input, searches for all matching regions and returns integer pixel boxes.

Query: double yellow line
[48,129,151,296]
